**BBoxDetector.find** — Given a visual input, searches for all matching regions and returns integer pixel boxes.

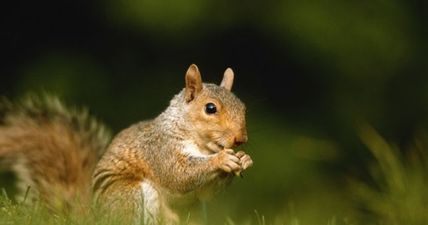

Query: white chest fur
[181,140,209,158]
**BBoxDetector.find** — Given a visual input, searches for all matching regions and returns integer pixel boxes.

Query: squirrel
[0,64,253,224]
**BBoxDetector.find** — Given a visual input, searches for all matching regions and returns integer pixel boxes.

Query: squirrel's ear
[220,68,234,91]
[185,64,203,102]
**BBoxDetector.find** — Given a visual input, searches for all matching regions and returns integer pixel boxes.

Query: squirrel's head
[180,64,247,154]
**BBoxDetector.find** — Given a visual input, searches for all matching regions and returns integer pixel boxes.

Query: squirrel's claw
[232,151,252,177]
[235,151,246,158]
[216,149,241,173]
[240,154,253,170]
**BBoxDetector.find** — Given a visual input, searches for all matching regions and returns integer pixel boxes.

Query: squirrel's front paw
[215,149,241,173]
[235,151,253,170]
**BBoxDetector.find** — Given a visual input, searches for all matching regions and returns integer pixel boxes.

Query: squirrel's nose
[233,133,248,147]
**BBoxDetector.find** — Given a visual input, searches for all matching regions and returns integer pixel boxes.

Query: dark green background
[1,0,427,224]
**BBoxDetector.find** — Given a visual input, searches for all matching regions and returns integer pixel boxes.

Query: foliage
[353,125,428,225]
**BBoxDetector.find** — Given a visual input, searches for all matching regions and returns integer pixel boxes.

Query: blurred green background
[1,0,428,224]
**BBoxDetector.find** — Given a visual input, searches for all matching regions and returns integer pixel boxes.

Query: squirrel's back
[0,95,111,210]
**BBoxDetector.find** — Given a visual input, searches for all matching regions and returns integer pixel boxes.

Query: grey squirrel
[0,64,253,224]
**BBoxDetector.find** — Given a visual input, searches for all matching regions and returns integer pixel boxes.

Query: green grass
[352,125,428,225]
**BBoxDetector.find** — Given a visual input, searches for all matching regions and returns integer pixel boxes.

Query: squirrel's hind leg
[140,181,179,225]
[140,181,160,224]
[94,179,153,224]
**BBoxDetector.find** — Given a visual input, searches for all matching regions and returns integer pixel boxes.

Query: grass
[352,124,428,225]
[1,125,428,224]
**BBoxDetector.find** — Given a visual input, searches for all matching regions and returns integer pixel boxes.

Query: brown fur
[0,64,253,224]
[0,95,111,211]
[93,65,253,224]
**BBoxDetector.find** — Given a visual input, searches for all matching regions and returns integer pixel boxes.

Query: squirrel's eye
[205,103,217,114]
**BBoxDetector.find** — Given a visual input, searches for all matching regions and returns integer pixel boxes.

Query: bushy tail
[0,94,111,210]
